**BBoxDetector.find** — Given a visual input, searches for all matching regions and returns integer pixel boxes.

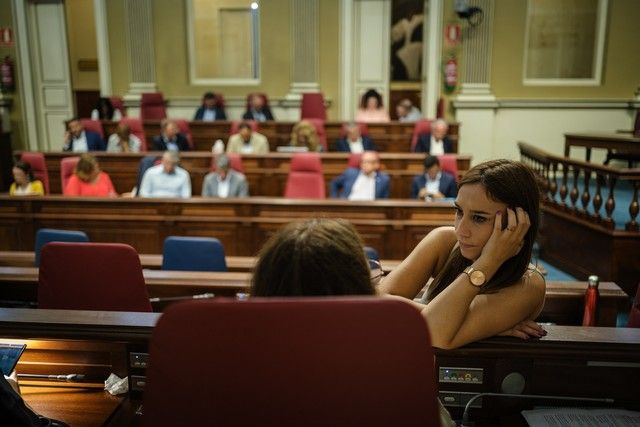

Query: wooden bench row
[24,151,472,197]
[0,266,628,327]
[97,120,461,153]
[0,196,456,259]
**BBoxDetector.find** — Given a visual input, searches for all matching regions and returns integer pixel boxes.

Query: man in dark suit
[330,151,390,200]
[242,93,274,121]
[410,155,457,200]
[335,122,377,152]
[193,92,227,121]
[414,119,453,154]
[152,119,190,151]
[63,118,105,152]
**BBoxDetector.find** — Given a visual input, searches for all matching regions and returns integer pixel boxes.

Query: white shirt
[71,131,89,153]
[139,164,191,198]
[203,109,216,121]
[91,109,122,121]
[348,172,376,201]
[240,143,254,154]
[348,138,364,153]
[429,136,445,156]
[425,172,441,196]
[107,133,141,152]
[216,175,230,198]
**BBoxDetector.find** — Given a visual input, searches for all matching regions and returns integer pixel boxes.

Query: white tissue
[104,373,129,395]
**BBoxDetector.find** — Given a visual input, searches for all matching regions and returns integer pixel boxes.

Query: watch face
[469,270,485,286]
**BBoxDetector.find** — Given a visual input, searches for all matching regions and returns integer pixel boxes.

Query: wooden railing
[518,142,640,231]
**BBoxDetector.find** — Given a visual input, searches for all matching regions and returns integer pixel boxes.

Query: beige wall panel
[106,0,129,96]
[491,0,640,98]
[65,0,99,90]
[319,0,340,120]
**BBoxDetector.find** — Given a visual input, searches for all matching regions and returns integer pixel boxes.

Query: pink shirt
[355,108,390,123]
[64,172,116,197]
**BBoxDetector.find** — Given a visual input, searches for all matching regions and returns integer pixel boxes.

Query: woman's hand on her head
[497,320,546,340]
[479,207,530,266]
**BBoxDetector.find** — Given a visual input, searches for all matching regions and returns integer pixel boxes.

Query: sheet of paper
[522,408,640,427]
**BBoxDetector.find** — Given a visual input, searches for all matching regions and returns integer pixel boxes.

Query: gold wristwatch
[463,266,486,287]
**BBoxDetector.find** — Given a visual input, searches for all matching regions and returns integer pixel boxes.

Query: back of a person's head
[251,218,375,297]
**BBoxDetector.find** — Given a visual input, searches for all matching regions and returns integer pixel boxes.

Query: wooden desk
[24,151,472,198]
[564,132,640,162]
[0,196,456,258]
[100,120,461,153]
[0,267,628,326]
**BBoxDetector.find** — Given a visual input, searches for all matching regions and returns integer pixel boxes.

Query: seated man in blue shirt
[152,119,190,151]
[330,151,390,200]
[410,155,457,200]
[139,151,191,198]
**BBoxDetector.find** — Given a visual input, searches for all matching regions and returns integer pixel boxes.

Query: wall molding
[454,98,640,110]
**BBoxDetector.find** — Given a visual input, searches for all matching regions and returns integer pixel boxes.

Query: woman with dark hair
[10,161,44,195]
[381,159,546,349]
[251,218,375,297]
[355,89,390,123]
[64,154,117,197]
[91,97,122,121]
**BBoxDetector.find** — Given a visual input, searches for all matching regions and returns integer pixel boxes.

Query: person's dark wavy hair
[425,159,541,302]
[94,97,115,120]
[13,160,34,181]
[360,89,384,109]
[251,218,375,297]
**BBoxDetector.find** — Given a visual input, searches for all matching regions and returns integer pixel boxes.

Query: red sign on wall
[0,28,14,47]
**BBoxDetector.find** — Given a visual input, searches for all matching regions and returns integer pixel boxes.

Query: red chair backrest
[20,152,50,194]
[230,120,259,136]
[284,153,325,199]
[411,119,432,151]
[173,119,194,149]
[38,242,152,312]
[60,156,80,192]
[119,118,147,151]
[438,154,458,179]
[348,153,362,169]
[80,119,104,139]
[300,92,327,121]
[109,96,126,116]
[340,122,369,137]
[209,153,245,174]
[140,92,167,120]
[142,298,440,426]
[305,118,327,151]
[628,283,640,328]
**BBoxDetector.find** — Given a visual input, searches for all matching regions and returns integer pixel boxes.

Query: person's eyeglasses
[369,259,383,286]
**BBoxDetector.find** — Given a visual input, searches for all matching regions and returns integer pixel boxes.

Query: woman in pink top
[355,89,390,123]
[64,154,117,197]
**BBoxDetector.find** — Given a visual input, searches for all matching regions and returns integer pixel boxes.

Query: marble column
[287,0,320,98]
[124,0,157,100]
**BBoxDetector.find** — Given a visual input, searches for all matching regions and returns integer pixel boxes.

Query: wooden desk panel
[0,196,455,258]
[564,132,640,161]
[28,151,471,197]
[0,266,627,326]
[101,120,461,153]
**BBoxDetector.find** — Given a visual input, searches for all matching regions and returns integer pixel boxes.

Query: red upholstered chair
[80,119,104,139]
[438,154,458,180]
[411,119,432,152]
[173,119,194,149]
[300,92,327,121]
[284,153,325,199]
[209,153,245,174]
[348,153,362,169]
[60,156,80,193]
[230,120,259,135]
[340,122,369,137]
[627,284,640,328]
[119,117,147,151]
[140,92,167,120]
[109,96,127,117]
[306,118,327,151]
[142,298,440,426]
[38,242,152,312]
[20,152,50,194]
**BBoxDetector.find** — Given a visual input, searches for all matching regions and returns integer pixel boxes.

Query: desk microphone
[149,293,215,303]
[18,373,86,382]
[460,392,614,426]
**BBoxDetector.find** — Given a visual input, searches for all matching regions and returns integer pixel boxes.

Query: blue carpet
[535,258,577,281]
[550,177,635,230]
